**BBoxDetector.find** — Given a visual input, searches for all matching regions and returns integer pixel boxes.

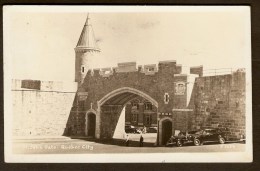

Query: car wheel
[176,140,183,147]
[194,139,201,146]
[219,137,225,144]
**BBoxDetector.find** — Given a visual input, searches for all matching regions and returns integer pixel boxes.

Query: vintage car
[190,128,228,146]
[166,130,197,147]
[166,128,228,147]
[146,127,158,133]
[125,125,141,134]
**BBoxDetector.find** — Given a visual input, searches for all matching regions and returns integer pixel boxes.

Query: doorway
[87,113,96,137]
[162,120,172,145]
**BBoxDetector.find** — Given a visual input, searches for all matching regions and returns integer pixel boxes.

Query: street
[12,133,245,154]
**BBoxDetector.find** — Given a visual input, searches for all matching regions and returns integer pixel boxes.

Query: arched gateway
[95,87,158,139]
[65,16,192,146]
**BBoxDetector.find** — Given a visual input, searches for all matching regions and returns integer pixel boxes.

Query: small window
[81,65,85,73]
[148,67,155,72]
[164,93,169,104]
[144,102,152,110]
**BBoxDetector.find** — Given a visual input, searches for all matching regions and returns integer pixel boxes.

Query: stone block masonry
[12,80,77,137]
[188,70,246,140]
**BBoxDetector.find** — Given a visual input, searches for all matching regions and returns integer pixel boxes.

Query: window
[144,114,152,125]
[131,114,138,123]
[81,65,85,73]
[148,67,155,72]
[132,102,139,110]
[164,93,169,104]
[144,102,152,110]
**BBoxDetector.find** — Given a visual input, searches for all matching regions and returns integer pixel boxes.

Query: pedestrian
[140,135,144,147]
[125,134,129,146]
[143,126,146,134]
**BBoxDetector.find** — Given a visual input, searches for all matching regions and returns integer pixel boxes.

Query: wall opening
[162,120,172,145]
[98,87,158,139]
[87,113,96,137]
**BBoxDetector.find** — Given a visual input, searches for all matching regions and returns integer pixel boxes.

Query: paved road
[12,134,245,154]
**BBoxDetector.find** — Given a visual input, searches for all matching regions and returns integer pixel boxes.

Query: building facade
[125,97,157,128]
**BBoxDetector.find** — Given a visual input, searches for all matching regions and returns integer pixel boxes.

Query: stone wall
[188,70,246,140]
[172,110,193,133]
[12,80,77,137]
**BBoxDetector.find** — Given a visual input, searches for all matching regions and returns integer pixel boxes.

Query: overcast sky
[4,6,250,81]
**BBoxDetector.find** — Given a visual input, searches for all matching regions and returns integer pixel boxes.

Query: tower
[75,14,100,85]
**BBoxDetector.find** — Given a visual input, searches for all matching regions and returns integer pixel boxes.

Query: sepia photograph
[3,5,252,163]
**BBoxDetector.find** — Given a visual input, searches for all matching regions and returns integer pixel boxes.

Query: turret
[74,14,100,85]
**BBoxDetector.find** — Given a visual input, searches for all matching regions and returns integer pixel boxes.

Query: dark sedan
[166,128,228,147]
[166,130,197,147]
[190,128,227,146]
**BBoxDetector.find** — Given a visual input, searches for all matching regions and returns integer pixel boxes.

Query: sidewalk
[12,136,72,143]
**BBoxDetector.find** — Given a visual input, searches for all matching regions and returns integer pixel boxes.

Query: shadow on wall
[63,94,86,137]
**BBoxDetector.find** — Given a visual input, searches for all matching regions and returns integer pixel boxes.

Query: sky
[4,6,251,82]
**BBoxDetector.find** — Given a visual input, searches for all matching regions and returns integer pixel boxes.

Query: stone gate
[65,60,189,145]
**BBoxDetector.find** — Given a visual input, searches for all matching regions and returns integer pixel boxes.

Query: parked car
[125,125,141,134]
[190,128,228,146]
[146,127,158,133]
[166,130,197,147]
[166,128,228,147]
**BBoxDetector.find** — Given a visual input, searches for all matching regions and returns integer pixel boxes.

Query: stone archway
[98,87,158,108]
[96,87,158,139]
[159,117,173,145]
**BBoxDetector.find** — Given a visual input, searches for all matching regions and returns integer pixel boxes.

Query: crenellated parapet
[85,60,184,78]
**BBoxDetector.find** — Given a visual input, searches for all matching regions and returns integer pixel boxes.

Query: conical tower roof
[75,14,100,52]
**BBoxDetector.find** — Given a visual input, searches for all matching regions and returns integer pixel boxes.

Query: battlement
[12,79,77,92]
[87,60,183,77]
